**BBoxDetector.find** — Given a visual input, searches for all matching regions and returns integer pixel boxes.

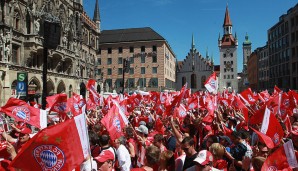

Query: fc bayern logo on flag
[12,106,30,122]
[267,166,278,171]
[54,102,67,112]
[113,116,121,132]
[33,145,65,171]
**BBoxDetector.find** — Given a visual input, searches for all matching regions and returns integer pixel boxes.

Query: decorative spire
[206,47,209,59]
[191,33,195,52]
[93,0,100,22]
[235,32,237,39]
[223,5,232,26]
[243,32,252,45]
[218,33,221,40]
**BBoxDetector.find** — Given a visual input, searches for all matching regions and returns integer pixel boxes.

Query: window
[107,68,112,75]
[97,58,101,65]
[141,55,145,63]
[231,75,234,79]
[129,68,134,75]
[191,74,197,89]
[227,75,230,79]
[149,78,158,87]
[224,54,226,58]
[140,78,146,87]
[152,55,157,63]
[108,48,112,54]
[141,46,145,52]
[152,45,157,52]
[231,68,234,72]
[118,68,122,75]
[129,47,134,53]
[130,57,134,64]
[182,77,186,87]
[118,47,123,53]
[230,53,233,57]
[141,67,145,74]
[224,75,226,79]
[97,69,101,75]
[98,48,101,54]
[152,67,157,74]
[12,45,19,65]
[201,76,206,88]
[118,57,123,64]
[227,82,231,87]
[224,68,226,72]
[107,58,112,65]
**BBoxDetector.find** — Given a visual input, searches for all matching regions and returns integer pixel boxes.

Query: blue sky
[84,0,297,72]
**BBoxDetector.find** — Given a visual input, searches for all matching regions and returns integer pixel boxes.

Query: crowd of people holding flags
[0,76,297,171]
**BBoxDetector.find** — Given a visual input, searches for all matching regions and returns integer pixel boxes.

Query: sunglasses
[183,146,191,151]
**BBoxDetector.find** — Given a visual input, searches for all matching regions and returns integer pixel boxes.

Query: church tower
[218,5,238,92]
[93,0,101,33]
[242,33,251,73]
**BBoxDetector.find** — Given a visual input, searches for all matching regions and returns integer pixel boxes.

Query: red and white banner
[204,72,218,93]
[262,140,298,170]
[11,106,89,171]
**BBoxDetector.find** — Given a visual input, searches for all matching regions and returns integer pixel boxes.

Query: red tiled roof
[221,34,236,46]
[223,6,232,26]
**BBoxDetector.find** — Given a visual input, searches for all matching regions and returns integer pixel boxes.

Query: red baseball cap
[94,150,114,163]
[194,150,213,166]
[20,127,32,134]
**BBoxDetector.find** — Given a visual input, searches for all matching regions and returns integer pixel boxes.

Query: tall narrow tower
[218,5,238,92]
[93,0,101,33]
[242,33,252,73]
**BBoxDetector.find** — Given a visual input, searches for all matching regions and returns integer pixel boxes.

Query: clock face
[226,49,230,53]
[225,61,232,70]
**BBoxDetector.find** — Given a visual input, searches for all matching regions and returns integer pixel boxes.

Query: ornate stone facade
[0,0,99,105]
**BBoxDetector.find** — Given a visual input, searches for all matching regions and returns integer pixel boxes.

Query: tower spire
[223,5,232,27]
[93,0,100,22]
[191,33,195,51]
[206,47,209,59]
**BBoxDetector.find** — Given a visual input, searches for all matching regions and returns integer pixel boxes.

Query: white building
[176,35,213,92]
[218,6,238,92]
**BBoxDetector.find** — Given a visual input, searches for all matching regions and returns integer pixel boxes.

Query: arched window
[201,76,206,88]
[182,77,186,87]
[191,74,197,89]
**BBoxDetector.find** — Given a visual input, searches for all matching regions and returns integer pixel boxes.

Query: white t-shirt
[116,144,132,171]
[80,157,97,171]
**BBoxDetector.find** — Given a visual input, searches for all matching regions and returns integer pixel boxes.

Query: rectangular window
[130,57,134,64]
[97,58,101,65]
[107,68,112,75]
[118,68,123,75]
[129,68,134,75]
[108,48,112,54]
[141,46,145,52]
[224,54,226,58]
[141,56,145,63]
[141,67,145,74]
[97,69,101,75]
[152,45,157,52]
[107,58,112,65]
[98,48,101,54]
[224,75,226,79]
[118,47,123,53]
[130,47,134,53]
[224,68,226,72]
[231,75,234,79]
[231,68,234,72]
[150,78,158,87]
[152,67,157,74]
[227,75,230,79]
[118,57,123,64]
[152,55,157,63]
[230,53,233,57]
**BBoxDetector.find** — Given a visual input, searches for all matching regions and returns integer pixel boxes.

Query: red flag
[86,79,101,105]
[67,93,86,117]
[202,94,215,123]
[165,83,187,116]
[155,117,165,134]
[260,107,284,147]
[173,104,187,121]
[239,88,257,105]
[262,140,298,170]
[0,98,47,129]
[204,72,218,93]
[274,85,282,95]
[250,127,274,149]
[101,105,126,140]
[186,97,198,111]
[46,94,67,113]
[10,112,90,171]
[231,96,248,122]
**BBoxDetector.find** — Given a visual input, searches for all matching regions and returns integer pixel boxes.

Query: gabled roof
[223,6,232,26]
[221,34,236,46]
[99,27,165,44]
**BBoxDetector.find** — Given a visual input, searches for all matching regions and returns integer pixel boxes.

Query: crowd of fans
[0,88,297,171]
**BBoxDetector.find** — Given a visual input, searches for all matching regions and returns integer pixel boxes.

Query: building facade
[0,0,100,105]
[268,3,298,91]
[247,50,258,91]
[176,35,213,92]
[257,45,269,91]
[218,6,238,92]
[97,27,176,93]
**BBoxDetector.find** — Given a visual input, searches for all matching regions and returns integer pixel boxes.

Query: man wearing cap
[94,150,115,171]
[0,127,32,159]
[185,150,220,171]
[135,124,151,167]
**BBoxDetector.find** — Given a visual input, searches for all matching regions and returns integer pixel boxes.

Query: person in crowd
[98,134,117,165]
[164,127,176,152]
[0,127,32,160]
[181,136,198,170]
[114,136,131,171]
[79,131,98,171]
[209,143,228,171]
[94,150,115,171]
[136,124,151,167]
[131,145,161,171]
[153,133,167,152]
[185,150,220,171]
[159,150,175,171]
[125,127,138,167]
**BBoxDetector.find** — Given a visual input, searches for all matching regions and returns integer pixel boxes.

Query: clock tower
[218,5,238,92]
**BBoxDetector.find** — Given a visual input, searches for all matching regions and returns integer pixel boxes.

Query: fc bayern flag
[67,93,86,117]
[0,98,47,129]
[101,105,126,140]
[204,72,218,93]
[10,107,89,171]
[260,107,284,147]
[86,79,101,105]
[262,140,298,170]
[46,93,68,113]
